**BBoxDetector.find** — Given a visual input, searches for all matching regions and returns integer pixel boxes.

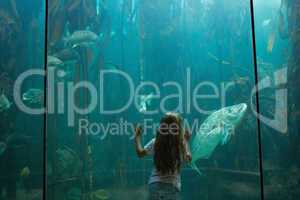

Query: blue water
[0,0,299,200]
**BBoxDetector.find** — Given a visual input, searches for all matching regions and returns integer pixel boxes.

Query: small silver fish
[57,69,71,79]
[110,31,116,37]
[22,89,44,105]
[66,30,100,48]
[138,93,154,113]
[48,56,64,67]
[262,19,271,27]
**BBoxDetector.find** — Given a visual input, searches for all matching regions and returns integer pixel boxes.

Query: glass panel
[179,0,261,199]
[254,0,300,200]
[0,0,45,199]
[47,0,262,200]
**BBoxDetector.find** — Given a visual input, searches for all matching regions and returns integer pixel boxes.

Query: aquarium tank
[0,0,299,200]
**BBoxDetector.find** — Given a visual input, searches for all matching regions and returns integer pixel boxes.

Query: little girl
[134,112,192,200]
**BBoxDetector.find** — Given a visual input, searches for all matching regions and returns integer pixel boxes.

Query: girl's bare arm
[134,125,148,158]
[183,129,192,162]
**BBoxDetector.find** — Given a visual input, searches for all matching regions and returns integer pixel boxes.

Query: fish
[137,93,154,113]
[232,74,250,85]
[53,48,80,64]
[0,142,7,156]
[91,189,110,200]
[48,55,64,68]
[104,62,120,70]
[20,166,31,178]
[110,31,116,37]
[0,94,12,112]
[262,19,272,27]
[6,133,32,147]
[66,30,100,48]
[207,52,220,62]
[208,52,231,65]
[22,89,44,105]
[57,69,71,79]
[0,134,32,152]
[190,103,248,175]
[221,60,231,65]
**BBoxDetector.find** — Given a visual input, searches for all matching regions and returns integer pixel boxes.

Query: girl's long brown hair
[154,113,183,174]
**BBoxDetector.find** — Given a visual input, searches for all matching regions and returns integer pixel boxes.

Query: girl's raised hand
[135,124,143,138]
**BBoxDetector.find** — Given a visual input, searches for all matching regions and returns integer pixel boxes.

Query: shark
[190,103,248,175]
